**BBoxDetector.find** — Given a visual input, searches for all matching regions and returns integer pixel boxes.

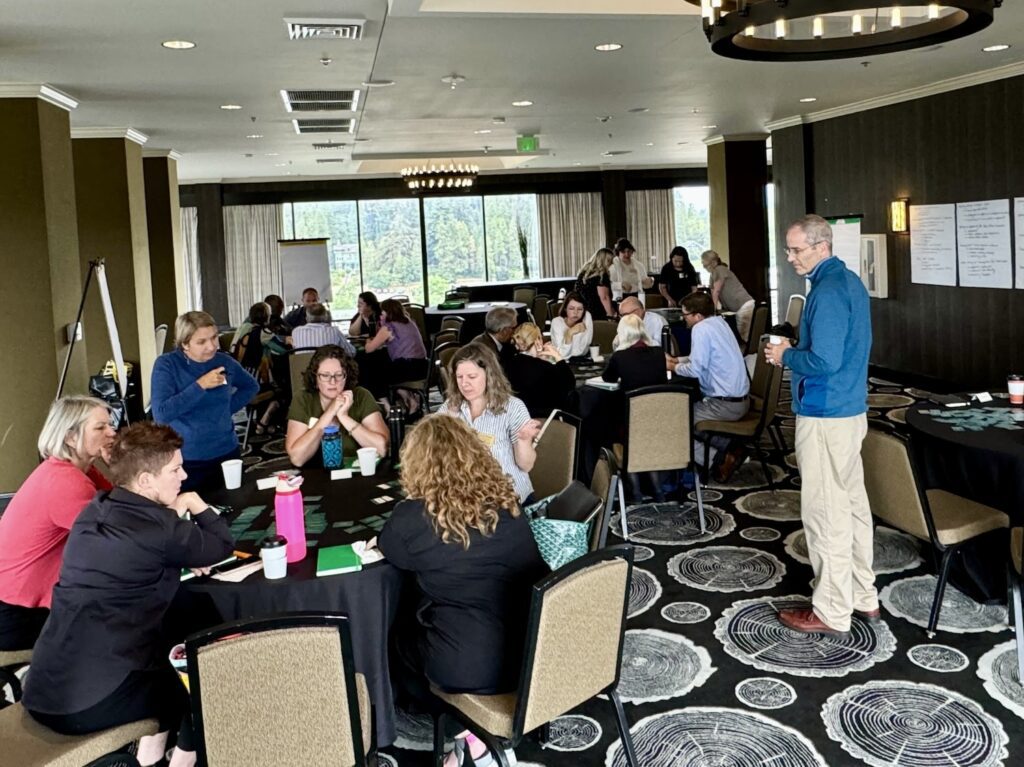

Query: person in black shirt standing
[23,423,234,767]
[658,246,701,307]
[379,414,547,767]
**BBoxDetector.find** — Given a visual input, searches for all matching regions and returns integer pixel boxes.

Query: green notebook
[316,544,363,577]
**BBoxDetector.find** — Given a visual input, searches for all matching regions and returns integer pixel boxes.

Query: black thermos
[388,399,406,464]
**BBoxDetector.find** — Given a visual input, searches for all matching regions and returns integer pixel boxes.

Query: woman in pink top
[0,396,115,650]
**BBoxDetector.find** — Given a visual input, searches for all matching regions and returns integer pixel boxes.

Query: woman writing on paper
[379,414,547,767]
[22,422,234,767]
[285,345,389,467]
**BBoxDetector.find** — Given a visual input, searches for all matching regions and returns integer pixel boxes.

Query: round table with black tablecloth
[424,301,528,342]
[905,399,1024,601]
[180,461,406,747]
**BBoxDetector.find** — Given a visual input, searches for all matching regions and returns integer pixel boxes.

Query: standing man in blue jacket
[765,215,875,636]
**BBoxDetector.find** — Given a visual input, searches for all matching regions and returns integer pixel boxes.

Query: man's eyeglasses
[317,373,346,383]
[681,311,696,318]
[783,241,821,257]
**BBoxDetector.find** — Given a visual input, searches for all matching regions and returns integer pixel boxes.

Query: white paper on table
[352,539,385,565]
[211,561,264,582]
[956,199,1012,289]
[256,477,278,490]
[1014,198,1024,288]
[910,204,957,286]
[331,469,353,480]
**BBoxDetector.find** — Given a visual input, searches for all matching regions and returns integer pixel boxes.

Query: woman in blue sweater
[151,311,259,492]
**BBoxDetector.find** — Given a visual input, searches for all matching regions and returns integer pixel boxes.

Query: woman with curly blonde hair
[442,342,540,502]
[379,414,547,767]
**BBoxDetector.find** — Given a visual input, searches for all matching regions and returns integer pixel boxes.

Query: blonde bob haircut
[613,314,652,351]
[399,414,520,549]
[174,310,218,348]
[37,395,110,461]
[512,322,543,352]
[444,342,514,414]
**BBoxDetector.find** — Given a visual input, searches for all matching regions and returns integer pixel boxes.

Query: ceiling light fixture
[161,40,196,50]
[361,79,395,87]
[441,74,467,90]
[220,104,242,110]
[595,42,623,51]
[799,97,818,103]
[512,100,533,107]
[982,43,1011,51]
[246,134,263,139]
[401,162,479,194]
[687,1,999,62]
[473,129,492,134]
[701,124,718,129]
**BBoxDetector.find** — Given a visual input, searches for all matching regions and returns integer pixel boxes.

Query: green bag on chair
[524,481,602,570]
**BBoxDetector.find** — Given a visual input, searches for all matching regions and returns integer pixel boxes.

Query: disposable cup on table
[357,447,379,476]
[260,535,288,579]
[769,335,783,346]
[221,459,243,490]
[589,346,601,362]
[1009,374,1024,405]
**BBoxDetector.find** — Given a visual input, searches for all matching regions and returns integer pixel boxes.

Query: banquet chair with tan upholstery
[288,350,315,399]
[513,287,537,305]
[1010,527,1024,686]
[0,702,157,767]
[429,546,639,767]
[862,429,1009,637]
[528,411,581,500]
[588,447,620,551]
[532,296,549,329]
[785,294,805,339]
[590,320,618,356]
[186,613,371,767]
[743,304,770,356]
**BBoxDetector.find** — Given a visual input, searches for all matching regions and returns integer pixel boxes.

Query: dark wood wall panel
[778,75,1024,389]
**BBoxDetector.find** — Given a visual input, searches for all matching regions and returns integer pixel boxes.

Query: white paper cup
[260,545,287,580]
[769,335,783,346]
[357,447,378,476]
[221,459,243,490]
[1008,376,1024,405]
[589,345,601,361]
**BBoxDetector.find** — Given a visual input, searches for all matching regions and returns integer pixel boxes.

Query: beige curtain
[537,192,606,278]
[626,188,676,274]
[180,207,202,311]
[223,204,282,325]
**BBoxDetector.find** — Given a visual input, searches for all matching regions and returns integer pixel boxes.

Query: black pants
[28,668,194,750]
[181,447,241,493]
[0,600,48,651]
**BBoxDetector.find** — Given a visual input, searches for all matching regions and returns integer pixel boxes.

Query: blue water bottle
[321,424,343,469]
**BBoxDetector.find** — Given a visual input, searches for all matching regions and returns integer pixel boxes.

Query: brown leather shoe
[854,608,881,623]
[778,608,849,637]
[714,445,747,483]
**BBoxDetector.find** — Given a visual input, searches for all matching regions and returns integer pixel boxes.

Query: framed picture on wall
[860,234,888,299]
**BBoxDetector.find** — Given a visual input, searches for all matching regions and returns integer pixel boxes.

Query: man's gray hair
[484,307,518,334]
[307,303,332,324]
[37,395,110,461]
[789,214,833,249]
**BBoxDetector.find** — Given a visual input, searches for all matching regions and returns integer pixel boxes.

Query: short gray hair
[484,307,518,334]
[613,314,652,351]
[701,250,722,267]
[37,395,110,461]
[788,214,833,249]
[307,302,332,324]
[174,311,217,348]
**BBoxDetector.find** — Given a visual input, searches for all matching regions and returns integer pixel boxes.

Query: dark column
[770,123,816,306]
[194,183,230,324]
[143,152,185,340]
[706,135,770,302]
[600,170,627,247]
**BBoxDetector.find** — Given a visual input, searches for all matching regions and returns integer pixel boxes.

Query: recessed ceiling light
[274,163,288,167]
[628,107,650,114]
[573,162,582,166]
[645,142,655,147]
[362,79,395,87]
[161,40,196,50]
[246,134,263,139]
[701,124,718,129]
[474,129,492,135]
[595,43,622,52]
[220,104,242,110]
[983,44,1011,52]
[264,152,279,156]
[677,141,689,145]
[799,97,817,103]
[512,100,533,107]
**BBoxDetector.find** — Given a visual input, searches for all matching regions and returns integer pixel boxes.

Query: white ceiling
[1,0,1022,183]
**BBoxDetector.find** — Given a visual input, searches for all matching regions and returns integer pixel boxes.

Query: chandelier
[400,162,479,193]
[688,1,999,61]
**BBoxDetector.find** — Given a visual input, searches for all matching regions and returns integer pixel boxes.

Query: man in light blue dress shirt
[664,292,749,469]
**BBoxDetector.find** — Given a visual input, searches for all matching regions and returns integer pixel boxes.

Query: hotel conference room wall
[772,73,1024,390]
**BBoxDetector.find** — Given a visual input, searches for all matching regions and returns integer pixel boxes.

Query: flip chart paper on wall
[909,204,957,287]
[956,199,1012,289]
[95,263,128,398]
[826,217,862,277]
[1014,198,1024,289]
[279,239,332,306]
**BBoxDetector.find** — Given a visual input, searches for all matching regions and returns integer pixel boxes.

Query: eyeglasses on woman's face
[317,372,346,383]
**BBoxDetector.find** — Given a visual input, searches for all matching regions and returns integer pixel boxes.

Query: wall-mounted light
[890,197,910,234]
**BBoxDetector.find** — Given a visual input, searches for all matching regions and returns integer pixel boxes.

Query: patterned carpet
[375,374,1024,767]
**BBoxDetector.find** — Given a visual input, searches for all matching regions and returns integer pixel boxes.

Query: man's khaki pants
[794,413,877,632]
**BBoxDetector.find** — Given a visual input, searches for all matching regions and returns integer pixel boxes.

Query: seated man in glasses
[617,296,668,346]
[664,292,750,479]
[285,345,389,468]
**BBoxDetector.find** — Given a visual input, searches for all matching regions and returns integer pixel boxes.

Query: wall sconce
[889,198,910,234]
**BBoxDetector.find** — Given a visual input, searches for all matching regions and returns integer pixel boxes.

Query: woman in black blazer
[602,314,667,393]
[504,322,577,417]
[23,423,234,767]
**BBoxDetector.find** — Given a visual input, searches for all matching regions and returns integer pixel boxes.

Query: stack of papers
[585,376,619,391]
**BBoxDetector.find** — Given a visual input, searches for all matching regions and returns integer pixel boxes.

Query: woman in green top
[285,345,389,467]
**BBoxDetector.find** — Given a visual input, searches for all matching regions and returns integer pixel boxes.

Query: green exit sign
[517,135,538,153]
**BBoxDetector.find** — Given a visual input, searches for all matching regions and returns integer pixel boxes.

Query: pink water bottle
[274,475,307,563]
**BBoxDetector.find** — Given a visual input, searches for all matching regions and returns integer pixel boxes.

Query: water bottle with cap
[274,475,307,563]
[661,325,673,353]
[389,399,406,464]
[321,424,343,469]
[558,286,567,301]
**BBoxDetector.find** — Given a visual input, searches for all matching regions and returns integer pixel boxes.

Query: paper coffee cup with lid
[260,535,288,579]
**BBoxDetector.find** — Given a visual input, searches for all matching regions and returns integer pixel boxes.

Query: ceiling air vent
[316,158,346,164]
[284,18,365,41]
[293,118,354,134]
[281,89,360,113]
[312,141,346,150]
